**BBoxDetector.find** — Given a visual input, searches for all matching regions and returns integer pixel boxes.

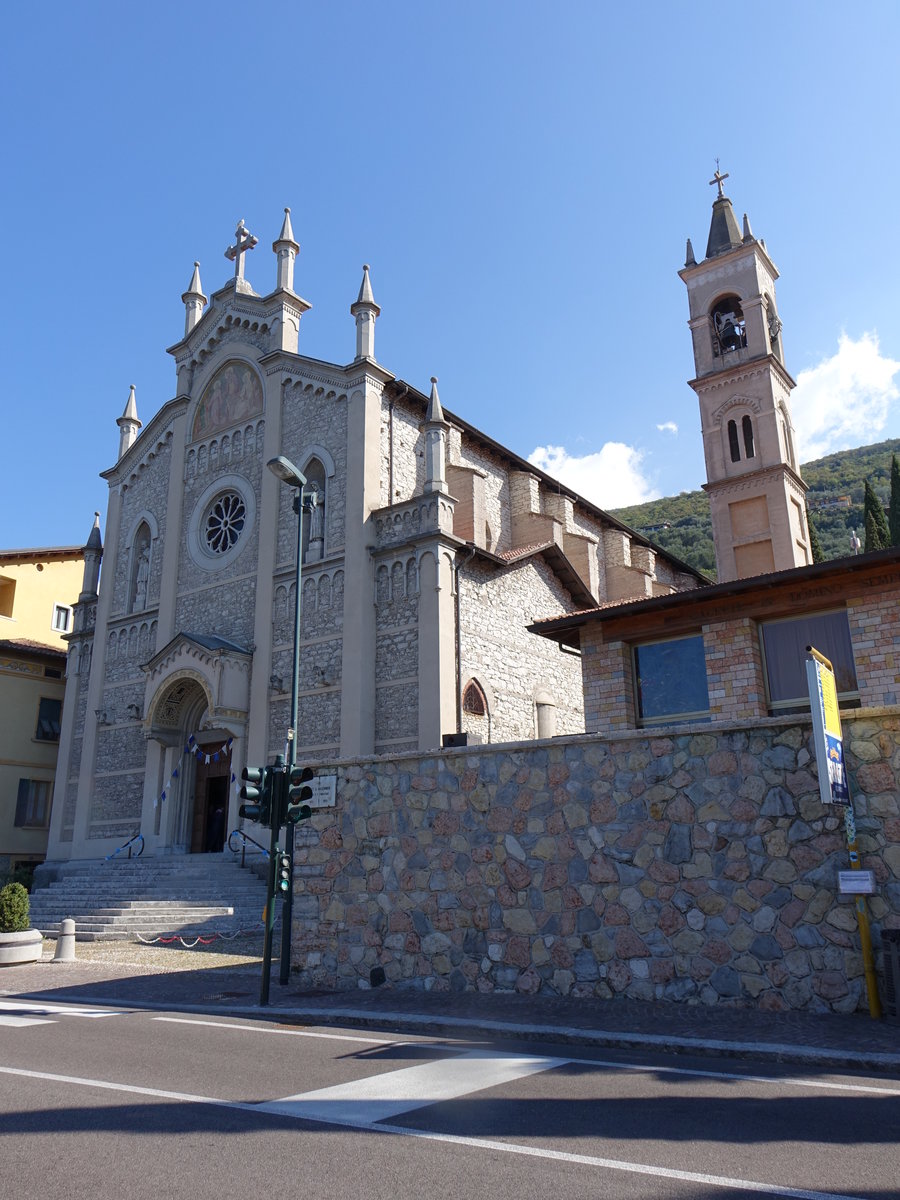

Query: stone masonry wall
[292,711,900,1014]
[459,558,584,742]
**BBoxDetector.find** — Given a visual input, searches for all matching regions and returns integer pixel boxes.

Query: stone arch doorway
[147,674,233,854]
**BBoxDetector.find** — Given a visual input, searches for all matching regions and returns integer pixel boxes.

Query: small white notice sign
[838,870,876,895]
[308,775,336,809]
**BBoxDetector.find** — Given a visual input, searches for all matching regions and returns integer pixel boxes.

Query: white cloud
[527,442,659,509]
[792,332,900,462]
[657,421,678,435]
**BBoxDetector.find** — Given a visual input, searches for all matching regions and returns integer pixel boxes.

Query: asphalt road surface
[1,998,898,1200]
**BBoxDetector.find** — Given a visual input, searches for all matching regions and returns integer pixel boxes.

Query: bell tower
[680,168,809,582]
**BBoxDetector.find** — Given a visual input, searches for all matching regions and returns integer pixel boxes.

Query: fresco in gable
[192,360,264,441]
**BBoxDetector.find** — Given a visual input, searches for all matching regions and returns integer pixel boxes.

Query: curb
[10,988,900,1073]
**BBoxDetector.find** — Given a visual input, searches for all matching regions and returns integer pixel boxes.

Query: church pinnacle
[350,264,381,361]
[423,376,449,494]
[116,384,142,459]
[272,207,300,292]
[79,512,103,602]
[181,261,207,336]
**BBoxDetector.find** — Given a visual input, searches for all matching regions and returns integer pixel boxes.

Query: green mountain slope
[610,437,900,579]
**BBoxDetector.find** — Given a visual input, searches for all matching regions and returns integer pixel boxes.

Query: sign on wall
[308,775,337,809]
[805,647,850,805]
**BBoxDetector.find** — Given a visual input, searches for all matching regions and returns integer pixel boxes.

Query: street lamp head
[267,455,307,489]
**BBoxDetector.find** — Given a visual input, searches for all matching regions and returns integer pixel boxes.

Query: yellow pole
[844,805,881,1020]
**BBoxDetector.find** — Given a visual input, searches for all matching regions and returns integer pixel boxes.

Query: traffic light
[239,765,272,826]
[275,849,292,898]
[285,765,314,825]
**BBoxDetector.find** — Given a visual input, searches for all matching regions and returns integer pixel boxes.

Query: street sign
[838,870,876,895]
[308,774,337,808]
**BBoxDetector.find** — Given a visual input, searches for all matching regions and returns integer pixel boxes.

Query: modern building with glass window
[531,550,900,730]
[45,211,703,867]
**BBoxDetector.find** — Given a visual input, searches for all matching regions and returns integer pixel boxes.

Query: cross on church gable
[224,219,259,283]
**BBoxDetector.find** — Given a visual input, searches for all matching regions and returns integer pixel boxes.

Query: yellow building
[1,543,85,878]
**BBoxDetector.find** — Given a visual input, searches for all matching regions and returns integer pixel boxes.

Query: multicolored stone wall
[291,711,900,1013]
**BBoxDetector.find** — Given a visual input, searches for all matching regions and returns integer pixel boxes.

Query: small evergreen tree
[863,478,889,551]
[806,506,825,563]
[0,882,30,933]
[890,454,900,546]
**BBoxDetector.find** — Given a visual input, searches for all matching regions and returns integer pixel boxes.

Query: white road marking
[0,1000,122,1028]
[559,1051,900,1098]
[260,1048,565,1123]
[0,1000,120,1018]
[154,1017,399,1045]
[0,1062,870,1200]
[154,1015,900,1097]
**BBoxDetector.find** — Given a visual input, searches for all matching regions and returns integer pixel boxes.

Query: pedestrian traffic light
[275,849,292,898]
[285,765,314,825]
[239,765,272,826]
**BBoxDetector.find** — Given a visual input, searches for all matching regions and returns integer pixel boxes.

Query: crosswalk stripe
[260,1048,566,1124]
[0,1016,52,1028]
[0,1000,121,1020]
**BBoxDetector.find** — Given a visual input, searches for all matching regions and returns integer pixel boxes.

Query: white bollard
[54,918,76,962]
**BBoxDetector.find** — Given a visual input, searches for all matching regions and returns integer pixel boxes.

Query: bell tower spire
[679,169,808,582]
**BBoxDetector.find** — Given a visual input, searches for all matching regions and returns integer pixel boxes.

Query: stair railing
[105,832,145,861]
[228,828,269,869]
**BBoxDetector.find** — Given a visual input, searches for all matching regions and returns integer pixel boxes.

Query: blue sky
[3,2,899,549]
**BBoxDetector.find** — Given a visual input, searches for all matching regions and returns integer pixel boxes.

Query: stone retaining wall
[291,710,900,1013]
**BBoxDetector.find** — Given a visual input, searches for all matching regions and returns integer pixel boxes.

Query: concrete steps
[29,852,274,941]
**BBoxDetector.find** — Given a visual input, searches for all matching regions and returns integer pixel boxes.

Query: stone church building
[47,210,704,865]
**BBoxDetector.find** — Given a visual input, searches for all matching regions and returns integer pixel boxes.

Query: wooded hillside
[610,437,900,580]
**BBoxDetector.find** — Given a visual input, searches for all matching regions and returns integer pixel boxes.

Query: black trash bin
[883,929,900,1022]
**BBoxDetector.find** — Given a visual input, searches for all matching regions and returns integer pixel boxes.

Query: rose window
[204,492,246,554]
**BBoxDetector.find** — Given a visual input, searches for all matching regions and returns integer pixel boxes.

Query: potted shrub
[0,882,43,966]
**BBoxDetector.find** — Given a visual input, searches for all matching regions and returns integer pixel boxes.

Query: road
[1,997,898,1200]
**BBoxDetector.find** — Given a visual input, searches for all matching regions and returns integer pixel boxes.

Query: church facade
[47,211,702,865]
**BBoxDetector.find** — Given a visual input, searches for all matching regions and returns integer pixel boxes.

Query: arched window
[710,295,747,358]
[461,677,490,744]
[302,458,327,563]
[728,420,741,463]
[742,415,755,459]
[129,522,152,613]
[462,680,486,716]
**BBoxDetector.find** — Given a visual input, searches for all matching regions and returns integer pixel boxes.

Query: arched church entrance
[148,674,234,854]
[190,740,232,853]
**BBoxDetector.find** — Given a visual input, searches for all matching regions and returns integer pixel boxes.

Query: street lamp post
[266,455,310,993]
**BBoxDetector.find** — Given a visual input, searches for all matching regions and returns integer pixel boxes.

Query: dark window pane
[635,636,710,722]
[742,415,755,458]
[728,420,740,462]
[761,611,857,707]
[35,697,62,741]
[14,779,50,827]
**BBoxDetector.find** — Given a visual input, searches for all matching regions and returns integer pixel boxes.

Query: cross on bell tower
[225,219,259,294]
[709,159,729,199]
